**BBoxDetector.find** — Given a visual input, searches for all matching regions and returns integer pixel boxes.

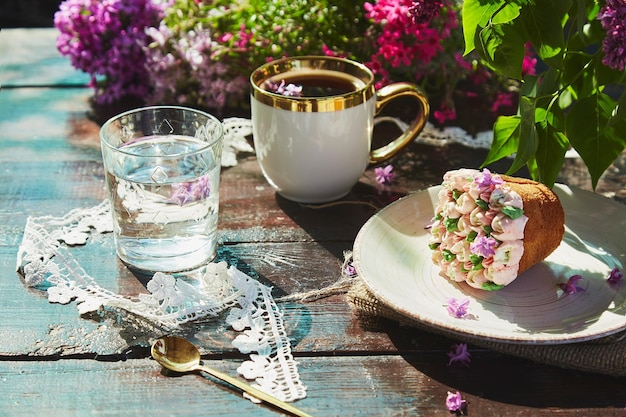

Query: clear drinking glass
[100,106,223,273]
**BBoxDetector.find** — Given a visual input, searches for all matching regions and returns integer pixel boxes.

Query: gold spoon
[151,336,313,417]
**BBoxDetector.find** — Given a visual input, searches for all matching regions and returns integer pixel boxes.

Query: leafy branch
[463,0,626,189]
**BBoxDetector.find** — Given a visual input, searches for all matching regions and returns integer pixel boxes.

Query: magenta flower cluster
[54,0,162,104]
[598,0,626,71]
[364,0,455,88]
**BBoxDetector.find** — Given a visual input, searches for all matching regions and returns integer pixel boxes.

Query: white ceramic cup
[250,56,430,203]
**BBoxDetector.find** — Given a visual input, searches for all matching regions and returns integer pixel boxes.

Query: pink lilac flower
[445,297,470,318]
[598,0,626,71]
[522,43,538,77]
[470,235,498,258]
[446,390,467,413]
[608,267,623,284]
[375,165,395,184]
[560,274,585,295]
[447,343,471,367]
[434,105,457,124]
[408,0,444,25]
[364,0,454,85]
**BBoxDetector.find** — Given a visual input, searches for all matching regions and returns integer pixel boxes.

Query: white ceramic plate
[353,184,626,344]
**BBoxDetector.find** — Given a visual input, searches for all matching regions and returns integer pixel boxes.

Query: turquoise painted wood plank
[0,28,90,87]
[1,356,625,417]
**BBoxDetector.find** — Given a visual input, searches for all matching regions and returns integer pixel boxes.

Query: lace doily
[374,117,493,149]
[221,117,254,167]
[15,201,306,403]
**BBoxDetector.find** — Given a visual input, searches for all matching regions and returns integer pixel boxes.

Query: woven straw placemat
[347,278,626,377]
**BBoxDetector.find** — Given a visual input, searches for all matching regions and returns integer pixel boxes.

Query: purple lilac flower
[169,175,211,206]
[375,165,395,184]
[447,343,471,367]
[344,262,357,277]
[474,168,504,189]
[445,390,467,413]
[470,235,498,258]
[560,274,585,295]
[608,267,623,284]
[144,24,249,110]
[54,0,162,104]
[409,0,444,25]
[445,297,470,318]
[264,80,303,97]
[598,0,626,71]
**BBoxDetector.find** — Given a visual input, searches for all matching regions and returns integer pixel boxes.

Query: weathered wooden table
[1,28,626,416]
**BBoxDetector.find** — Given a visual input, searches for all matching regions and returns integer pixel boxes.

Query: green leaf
[475,22,525,80]
[462,0,509,54]
[520,0,565,67]
[507,96,539,175]
[482,282,505,291]
[566,93,626,189]
[501,206,524,219]
[534,119,569,187]
[483,115,521,166]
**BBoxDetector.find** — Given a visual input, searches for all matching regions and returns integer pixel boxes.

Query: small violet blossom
[170,175,211,206]
[446,390,467,413]
[375,164,395,184]
[470,235,498,258]
[265,80,303,97]
[608,267,623,284]
[344,262,357,277]
[474,168,504,189]
[447,343,471,367]
[445,297,470,318]
[560,274,585,295]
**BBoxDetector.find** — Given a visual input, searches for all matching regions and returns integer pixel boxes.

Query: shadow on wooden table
[380,319,626,409]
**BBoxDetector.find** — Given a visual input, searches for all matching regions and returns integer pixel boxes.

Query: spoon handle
[196,363,313,417]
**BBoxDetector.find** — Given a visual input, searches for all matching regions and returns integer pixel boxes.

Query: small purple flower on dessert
[608,267,623,284]
[447,343,471,367]
[470,235,498,258]
[375,164,395,184]
[474,168,504,187]
[445,297,470,318]
[445,390,467,413]
[560,274,585,295]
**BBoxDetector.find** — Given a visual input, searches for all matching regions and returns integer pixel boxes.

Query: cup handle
[369,82,430,164]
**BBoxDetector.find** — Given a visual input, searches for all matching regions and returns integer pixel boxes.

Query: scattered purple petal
[447,343,471,367]
[608,267,623,284]
[560,274,585,295]
[446,390,467,413]
[375,164,395,185]
[344,262,357,277]
[445,297,470,318]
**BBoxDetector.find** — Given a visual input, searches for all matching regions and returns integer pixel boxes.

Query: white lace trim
[374,117,494,149]
[222,117,254,167]
[15,201,306,403]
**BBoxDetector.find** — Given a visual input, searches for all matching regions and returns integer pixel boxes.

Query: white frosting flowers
[429,169,529,290]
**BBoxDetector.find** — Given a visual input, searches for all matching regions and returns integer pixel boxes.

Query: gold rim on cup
[250,56,376,112]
